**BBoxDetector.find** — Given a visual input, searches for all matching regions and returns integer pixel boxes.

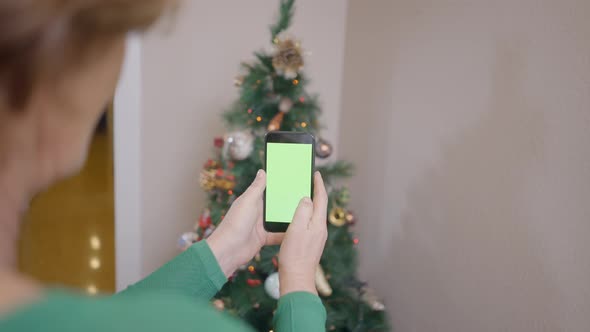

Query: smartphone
[264,131,315,232]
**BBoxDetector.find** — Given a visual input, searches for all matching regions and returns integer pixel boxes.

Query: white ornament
[279,97,293,113]
[203,225,215,238]
[177,232,199,251]
[264,272,280,300]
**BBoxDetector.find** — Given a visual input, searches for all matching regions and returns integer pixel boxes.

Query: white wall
[114,36,143,290]
[138,0,348,276]
[340,0,590,331]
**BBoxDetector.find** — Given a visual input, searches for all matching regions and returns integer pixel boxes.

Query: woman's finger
[241,169,266,201]
[290,197,313,230]
[311,172,328,226]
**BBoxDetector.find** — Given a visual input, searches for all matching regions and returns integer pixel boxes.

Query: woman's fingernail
[257,169,264,177]
[302,197,312,204]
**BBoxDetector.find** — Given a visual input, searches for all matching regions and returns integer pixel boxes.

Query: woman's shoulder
[0,289,253,332]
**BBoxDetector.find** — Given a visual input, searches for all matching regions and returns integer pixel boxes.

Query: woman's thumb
[290,197,313,229]
[242,170,266,200]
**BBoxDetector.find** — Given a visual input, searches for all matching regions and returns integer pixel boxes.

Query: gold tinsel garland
[272,34,304,79]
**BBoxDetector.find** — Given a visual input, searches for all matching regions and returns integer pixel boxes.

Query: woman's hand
[278,171,328,296]
[206,170,283,278]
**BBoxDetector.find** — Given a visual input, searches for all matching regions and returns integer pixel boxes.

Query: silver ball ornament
[315,138,333,159]
[279,97,293,113]
[226,131,254,160]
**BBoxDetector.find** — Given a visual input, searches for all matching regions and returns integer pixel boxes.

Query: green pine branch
[270,0,296,41]
[317,161,354,185]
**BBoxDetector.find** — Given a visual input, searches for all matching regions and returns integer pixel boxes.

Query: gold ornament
[213,299,225,311]
[199,164,236,193]
[315,265,333,296]
[267,112,285,131]
[233,75,244,87]
[199,169,216,191]
[272,34,304,79]
[216,178,235,191]
[361,287,385,311]
[345,211,356,225]
[329,207,347,227]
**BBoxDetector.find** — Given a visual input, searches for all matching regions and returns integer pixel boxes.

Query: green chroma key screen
[266,142,313,223]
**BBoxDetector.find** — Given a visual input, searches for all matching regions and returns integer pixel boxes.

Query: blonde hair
[0,0,173,109]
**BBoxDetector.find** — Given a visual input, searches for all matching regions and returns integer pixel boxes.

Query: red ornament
[272,256,278,268]
[214,137,224,148]
[226,174,235,181]
[215,169,224,177]
[353,238,360,245]
[198,209,212,229]
[199,220,210,229]
[247,279,262,287]
[299,96,305,103]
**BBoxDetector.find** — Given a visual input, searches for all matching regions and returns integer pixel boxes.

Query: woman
[0,1,328,331]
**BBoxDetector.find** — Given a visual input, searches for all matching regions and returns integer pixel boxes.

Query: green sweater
[0,241,326,332]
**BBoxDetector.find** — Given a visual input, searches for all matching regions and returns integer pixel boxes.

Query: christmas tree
[178,1,389,331]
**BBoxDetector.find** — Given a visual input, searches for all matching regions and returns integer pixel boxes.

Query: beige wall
[340,0,590,331]
[139,0,348,276]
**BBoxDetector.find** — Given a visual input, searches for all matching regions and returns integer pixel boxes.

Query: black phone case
[263,131,315,233]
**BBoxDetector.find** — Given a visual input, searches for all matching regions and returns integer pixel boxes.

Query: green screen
[266,142,313,223]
